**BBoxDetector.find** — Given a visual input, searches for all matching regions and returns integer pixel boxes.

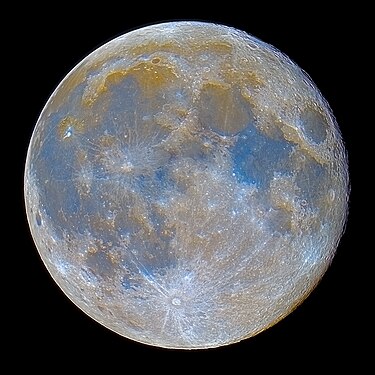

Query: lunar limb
[24,21,349,349]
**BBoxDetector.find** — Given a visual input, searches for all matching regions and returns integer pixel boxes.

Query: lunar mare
[24,21,349,349]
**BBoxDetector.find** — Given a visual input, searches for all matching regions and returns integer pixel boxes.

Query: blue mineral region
[231,121,292,188]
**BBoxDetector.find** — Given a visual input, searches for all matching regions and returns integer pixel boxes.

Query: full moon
[24,21,349,349]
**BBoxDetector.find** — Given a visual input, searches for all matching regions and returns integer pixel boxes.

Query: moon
[24,21,349,349]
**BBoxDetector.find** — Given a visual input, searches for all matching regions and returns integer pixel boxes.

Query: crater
[35,211,42,226]
[171,297,182,306]
[57,116,86,140]
[300,107,328,144]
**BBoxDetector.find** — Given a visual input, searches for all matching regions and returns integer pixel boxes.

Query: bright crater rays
[24,21,349,349]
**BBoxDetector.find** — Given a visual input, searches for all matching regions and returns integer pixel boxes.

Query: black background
[12,4,363,371]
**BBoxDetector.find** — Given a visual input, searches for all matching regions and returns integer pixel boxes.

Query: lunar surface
[24,21,349,349]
